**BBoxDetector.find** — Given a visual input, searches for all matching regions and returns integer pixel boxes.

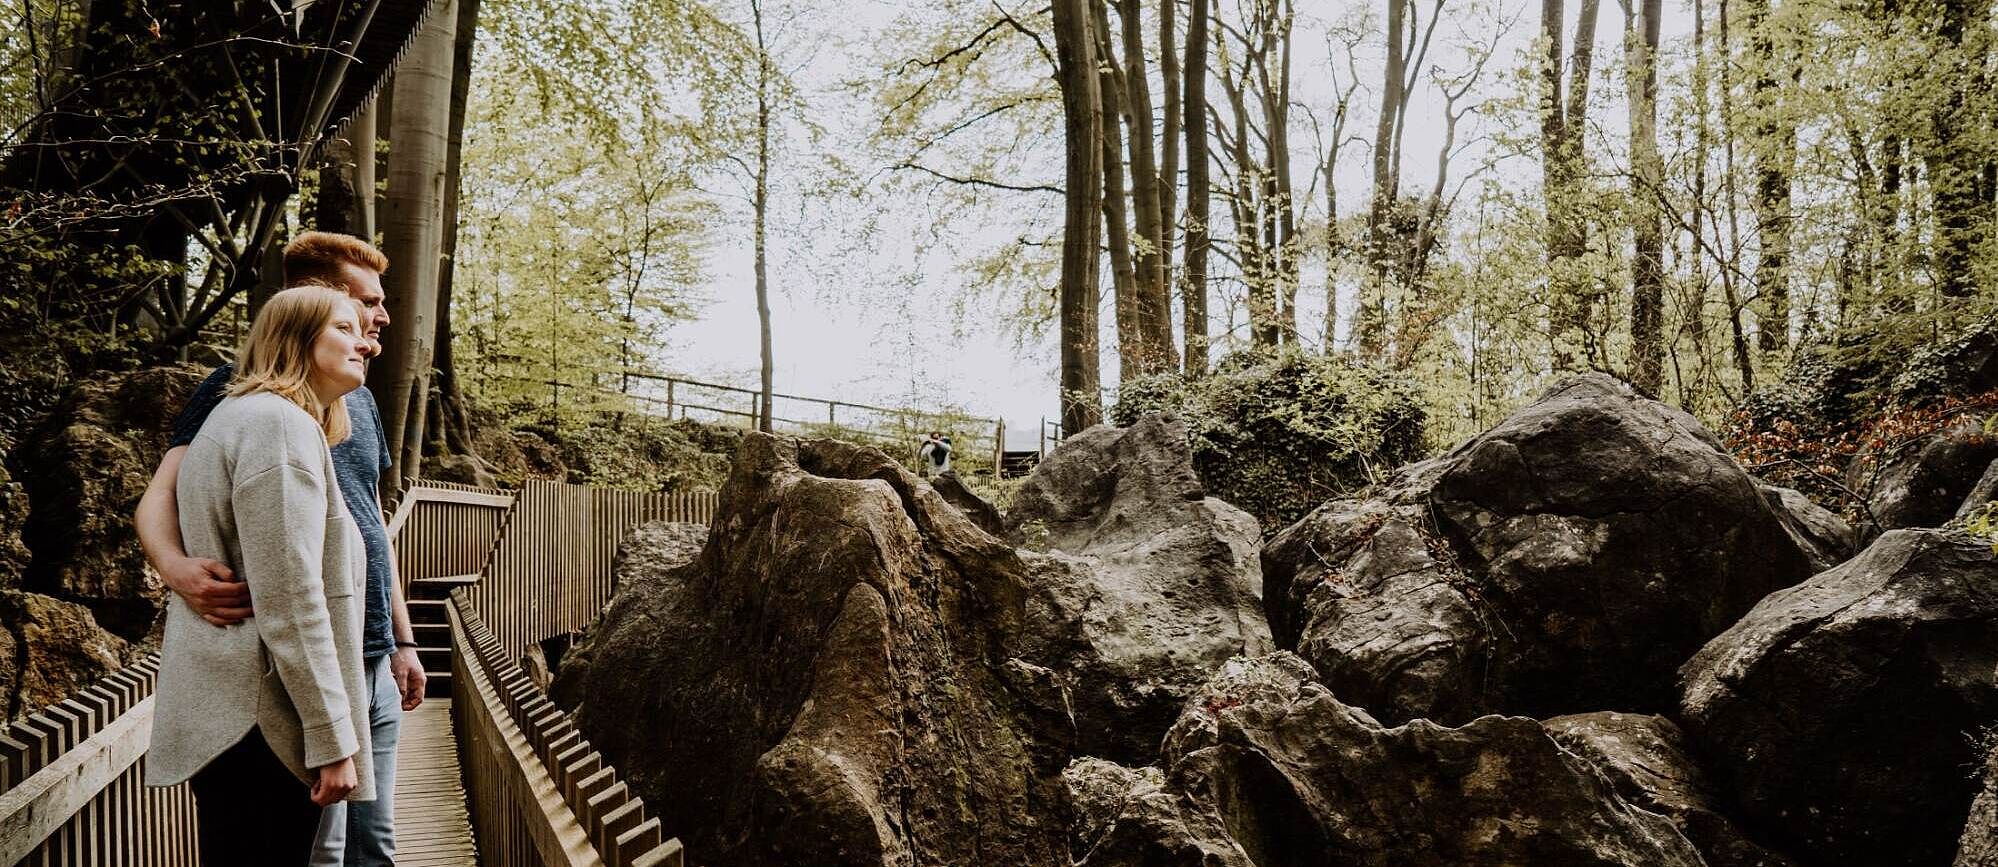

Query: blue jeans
[311,653,402,866]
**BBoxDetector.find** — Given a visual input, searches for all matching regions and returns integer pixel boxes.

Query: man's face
[338,262,391,357]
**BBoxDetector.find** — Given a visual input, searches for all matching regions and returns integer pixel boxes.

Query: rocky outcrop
[0,590,131,720]
[1071,653,1707,867]
[548,521,707,708]
[552,434,1074,867]
[1680,528,1998,866]
[1264,374,1816,724]
[1860,414,1998,532]
[1759,482,1857,573]
[15,365,207,640]
[1005,415,1272,762]
[929,470,1002,536]
[1545,712,1796,867]
[1961,745,1998,867]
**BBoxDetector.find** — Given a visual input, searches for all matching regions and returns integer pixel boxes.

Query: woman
[146,285,377,864]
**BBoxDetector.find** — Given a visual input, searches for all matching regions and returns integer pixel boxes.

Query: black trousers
[188,727,323,866]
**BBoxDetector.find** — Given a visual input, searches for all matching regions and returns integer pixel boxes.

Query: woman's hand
[310,756,357,806]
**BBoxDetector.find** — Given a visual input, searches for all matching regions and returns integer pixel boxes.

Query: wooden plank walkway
[393,698,478,866]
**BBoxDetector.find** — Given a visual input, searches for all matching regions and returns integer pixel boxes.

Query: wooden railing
[0,654,199,866]
[448,593,682,866]
[464,480,716,662]
[386,477,516,593]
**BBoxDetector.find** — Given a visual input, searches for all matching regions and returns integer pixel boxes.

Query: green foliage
[1111,347,1427,532]
[1965,501,1998,554]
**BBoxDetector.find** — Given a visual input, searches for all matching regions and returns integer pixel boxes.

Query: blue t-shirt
[169,364,398,659]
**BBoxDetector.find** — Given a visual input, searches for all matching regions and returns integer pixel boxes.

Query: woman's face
[311,303,370,395]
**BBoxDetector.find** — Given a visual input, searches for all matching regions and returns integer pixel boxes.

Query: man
[134,231,422,867]
[918,431,952,477]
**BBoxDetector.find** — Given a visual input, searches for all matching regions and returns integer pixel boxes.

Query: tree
[751,0,776,432]
[371,0,458,493]
[1182,0,1213,376]
[1625,0,1664,394]
[1540,0,1602,367]
[1052,0,1105,432]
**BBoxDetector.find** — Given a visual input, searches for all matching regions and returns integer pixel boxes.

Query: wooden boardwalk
[393,698,478,866]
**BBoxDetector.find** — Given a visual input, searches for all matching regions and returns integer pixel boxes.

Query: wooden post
[665,379,675,416]
[992,418,1005,476]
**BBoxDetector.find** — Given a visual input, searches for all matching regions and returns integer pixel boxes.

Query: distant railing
[464,479,717,662]
[0,655,199,866]
[449,593,682,866]
[489,371,1010,475]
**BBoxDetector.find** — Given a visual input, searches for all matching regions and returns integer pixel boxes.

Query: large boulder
[1005,415,1273,762]
[1962,744,1998,867]
[1859,414,1998,533]
[0,590,131,721]
[1072,653,1707,867]
[548,521,707,708]
[553,434,1075,867]
[1264,374,1817,724]
[15,365,207,639]
[1545,712,1796,867]
[1679,528,1998,866]
[1759,482,1858,573]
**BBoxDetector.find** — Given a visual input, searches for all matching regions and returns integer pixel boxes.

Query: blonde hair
[283,231,388,287]
[231,285,362,444]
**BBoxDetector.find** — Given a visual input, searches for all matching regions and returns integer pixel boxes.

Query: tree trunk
[1743,0,1792,347]
[1543,0,1600,366]
[369,0,456,494]
[1359,0,1408,357]
[1159,0,1181,311]
[1181,0,1211,377]
[1120,0,1177,373]
[1922,0,1988,299]
[1260,0,1298,345]
[429,0,482,458]
[1095,3,1146,382]
[1053,0,1105,432]
[753,0,775,432]
[1627,0,1665,395]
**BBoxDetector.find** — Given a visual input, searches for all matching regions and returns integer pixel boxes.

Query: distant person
[146,286,377,865]
[135,231,418,866]
[919,431,953,476]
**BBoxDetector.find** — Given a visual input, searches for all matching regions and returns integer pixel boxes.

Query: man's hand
[390,646,426,711]
[158,556,249,626]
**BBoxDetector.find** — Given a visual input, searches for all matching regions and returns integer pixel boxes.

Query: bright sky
[648,0,1692,450]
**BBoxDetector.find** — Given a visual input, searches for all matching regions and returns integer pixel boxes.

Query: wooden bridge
[0,478,716,866]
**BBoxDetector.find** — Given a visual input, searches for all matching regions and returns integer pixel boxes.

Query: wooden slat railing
[448,592,683,867]
[0,655,200,866]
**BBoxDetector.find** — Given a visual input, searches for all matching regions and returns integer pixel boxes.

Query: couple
[138,233,419,866]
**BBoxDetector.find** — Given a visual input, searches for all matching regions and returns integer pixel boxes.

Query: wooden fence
[387,478,517,591]
[463,480,717,661]
[449,594,682,867]
[0,655,200,867]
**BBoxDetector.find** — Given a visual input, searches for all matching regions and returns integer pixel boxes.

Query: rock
[1759,482,1858,573]
[0,465,31,589]
[0,590,132,721]
[554,434,1073,867]
[1264,374,1816,724]
[1065,757,1251,867]
[548,521,707,709]
[1862,413,1998,532]
[1005,415,1273,762]
[1961,744,1998,867]
[16,365,207,640]
[419,452,498,489]
[1679,528,1998,866]
[1075,653,1707,867]
[1545,712,1797,867]
[1957,458,1998,522]
[930,470,1002,536]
